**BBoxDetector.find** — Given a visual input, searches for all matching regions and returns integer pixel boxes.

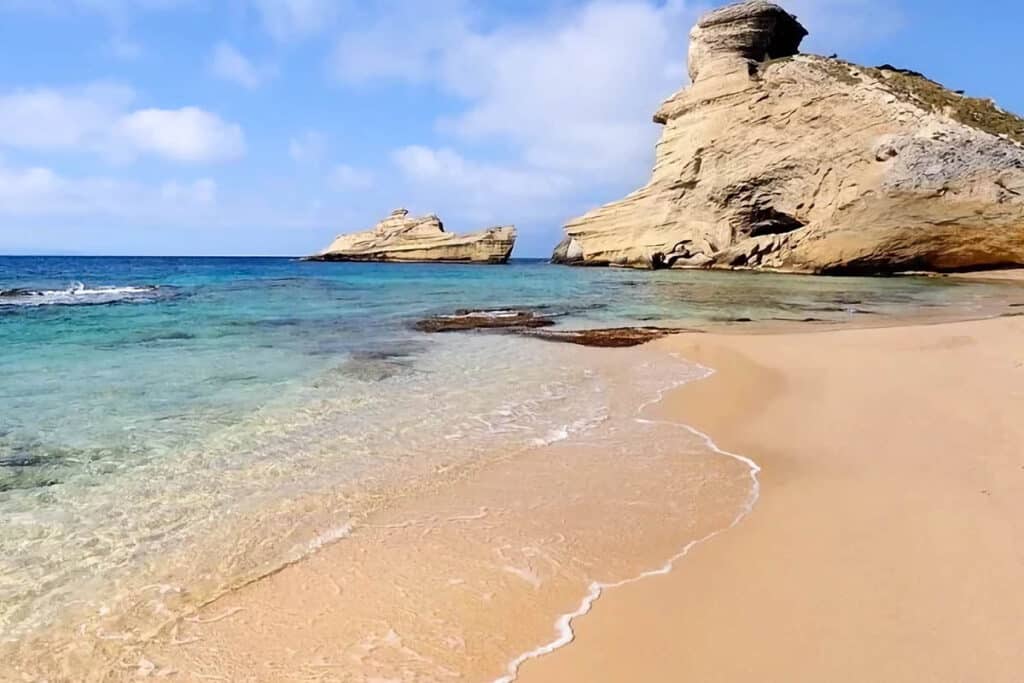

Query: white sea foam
[0,282,163,307]
[494,361,762,683]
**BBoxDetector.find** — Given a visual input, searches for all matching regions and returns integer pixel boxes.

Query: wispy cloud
[0,160,217,217]
[327,0,697,226]
[249,0,337,42]
[392,145,571,224]
[210,42,276,89]
[329,163,373,190]
[106,35,143,59]
[288,129,328,165]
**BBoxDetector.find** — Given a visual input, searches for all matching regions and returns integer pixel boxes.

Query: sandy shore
[520,315,1024,682]
[79,314,1024,681]
[950,267,1024,282]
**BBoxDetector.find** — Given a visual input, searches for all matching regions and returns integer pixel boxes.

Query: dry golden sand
[521,315,1024,682]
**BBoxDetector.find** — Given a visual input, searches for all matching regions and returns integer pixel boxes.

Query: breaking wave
[0,282,168,307]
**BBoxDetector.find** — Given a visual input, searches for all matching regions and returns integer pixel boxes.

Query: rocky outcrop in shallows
[309,209,516,264]
[553,0,1024,274]
[414,309,554,333]
[413,308,685,347]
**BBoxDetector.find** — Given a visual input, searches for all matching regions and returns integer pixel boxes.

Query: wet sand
[520,315,1024,682]
[950,267,1024,282]
[111,346,755,682]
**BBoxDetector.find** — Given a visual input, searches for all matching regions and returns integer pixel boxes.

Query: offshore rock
[553,0,1024,274]
[310,209,516,264]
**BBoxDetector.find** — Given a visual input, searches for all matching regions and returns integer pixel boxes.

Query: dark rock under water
[414,309,690,347]
[414,309,556,333]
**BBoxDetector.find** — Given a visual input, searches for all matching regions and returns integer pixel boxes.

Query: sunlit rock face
[553,0,1024,274]
[310,209,516,264]
[686,0,806,82]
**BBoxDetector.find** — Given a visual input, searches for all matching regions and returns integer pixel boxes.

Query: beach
[4,257,1024,680]
[5,0,1024,678]
[102,313,1024,682]
[521,314,1024,682]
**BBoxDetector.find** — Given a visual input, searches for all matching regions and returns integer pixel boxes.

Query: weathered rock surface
[310,209,516,264]
[553,0,1024,274]
[413,309,686,346]
[414,309,555,333]
[522,326,685,347]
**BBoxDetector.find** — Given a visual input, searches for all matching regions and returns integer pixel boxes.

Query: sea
[1,256,1019,680]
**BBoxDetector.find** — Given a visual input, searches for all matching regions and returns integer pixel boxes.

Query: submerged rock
[308,209,516,264]
[522,327,685,347]
[414,309,555,333]
[553,0,1024,274]
[414,309,684,347]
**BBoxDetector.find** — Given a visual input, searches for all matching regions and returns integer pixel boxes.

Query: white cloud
[330,2,697,190]
[437,1,695,179]
[210,42,275,89]
[0,161,217,217]
[330,0,468,84]
[0,83,134,150]
[329,163,373,189]
[250,0,337,42]
[392,145,570,223]
[288,129,328,164]
[330,0,901,185]
[0,84,245,164]
[0,158,351,257]
[117,107,246,162]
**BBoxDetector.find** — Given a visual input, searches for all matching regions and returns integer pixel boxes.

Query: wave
[0,282,168,308]
[494,361,762,683]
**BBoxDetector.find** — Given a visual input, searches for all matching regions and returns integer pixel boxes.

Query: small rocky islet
[307,209,516,264]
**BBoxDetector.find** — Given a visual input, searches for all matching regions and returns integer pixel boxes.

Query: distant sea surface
[1,256,1019,676]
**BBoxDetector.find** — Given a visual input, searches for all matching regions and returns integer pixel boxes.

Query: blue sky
[0,0,1021,257]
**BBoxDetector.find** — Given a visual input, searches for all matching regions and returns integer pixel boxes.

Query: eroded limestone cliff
[553,0,1024,273]
[310,209,516,264]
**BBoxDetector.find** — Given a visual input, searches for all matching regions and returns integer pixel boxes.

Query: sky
[0,0,1021,257]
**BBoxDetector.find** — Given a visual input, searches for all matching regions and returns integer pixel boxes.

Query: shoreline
[10,310,1024,680]
[91,341,757,682]
[495,362,764,683]
[518,315,1024,681]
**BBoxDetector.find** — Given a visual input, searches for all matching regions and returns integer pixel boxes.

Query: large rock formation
[309,209,516,264]
[553,0,1024,274]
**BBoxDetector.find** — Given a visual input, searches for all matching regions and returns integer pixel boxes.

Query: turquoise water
[3,256,1014,495]
[1,256,1021,674]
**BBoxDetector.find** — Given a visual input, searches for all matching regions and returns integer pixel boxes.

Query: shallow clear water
[0,256,1020,675]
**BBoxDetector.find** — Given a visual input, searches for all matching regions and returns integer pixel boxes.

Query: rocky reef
[309,209,516,264]
[552,0,1024,274]
[414,309,555,333]
[414,308,688,347]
